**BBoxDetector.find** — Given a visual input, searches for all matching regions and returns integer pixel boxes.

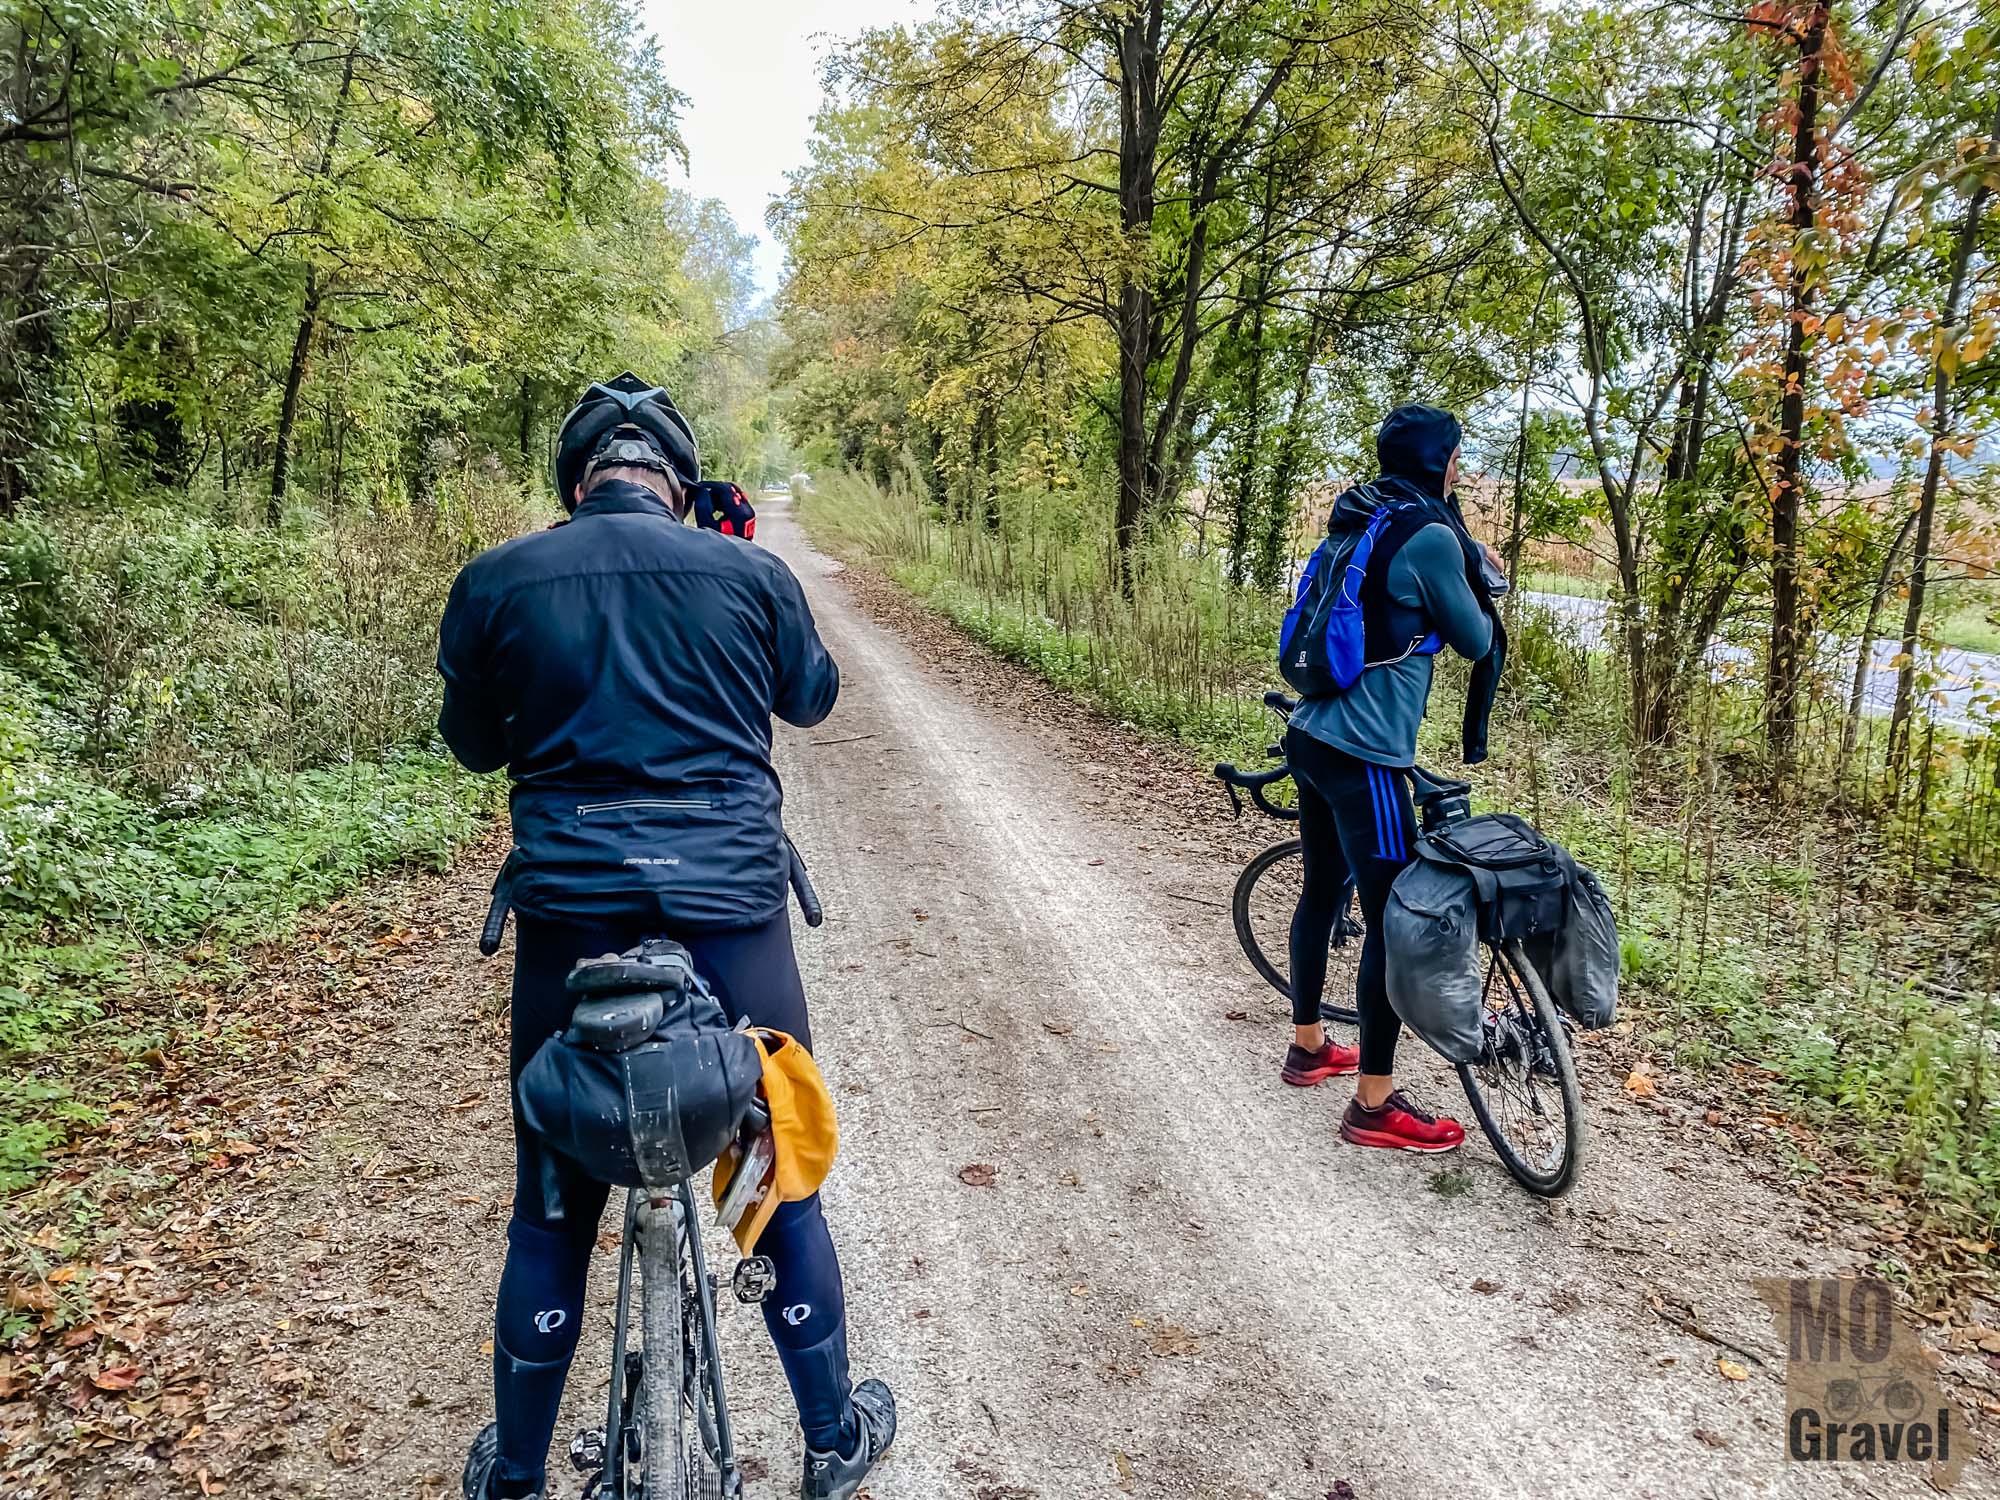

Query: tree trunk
[1842,508,1916,768]
[1887,115,1995,766]
[1764,4,1828,780]
[1506,376,1531,594]
[519,375,533,465]
[266,47,358,526]
[268,266,321,524]
[1112,1,1161,578]
[1227,278,1268,588]
[1260,324,1320,593]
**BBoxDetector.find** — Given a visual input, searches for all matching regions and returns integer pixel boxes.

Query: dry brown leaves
[0,829,508,1499]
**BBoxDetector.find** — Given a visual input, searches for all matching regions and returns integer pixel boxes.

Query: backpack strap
[1357,504,1446,669]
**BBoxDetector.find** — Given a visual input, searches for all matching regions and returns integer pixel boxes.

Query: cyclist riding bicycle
[1280,403,1507,1152]
[436,373,895,1500]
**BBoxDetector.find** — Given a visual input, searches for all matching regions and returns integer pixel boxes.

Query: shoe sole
[1281,1061,1359,1087]
[1339,1121,1463,1152]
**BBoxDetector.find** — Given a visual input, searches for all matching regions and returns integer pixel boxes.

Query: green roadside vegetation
[0,0,788,1193]
[0,497,521,1191]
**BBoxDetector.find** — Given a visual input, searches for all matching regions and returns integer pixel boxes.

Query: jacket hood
[1375,404,1461,497]
[1326,473,1447,535]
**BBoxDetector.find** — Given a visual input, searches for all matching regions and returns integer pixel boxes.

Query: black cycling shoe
[461,1423,545,1500]
[801,1378,897,1500]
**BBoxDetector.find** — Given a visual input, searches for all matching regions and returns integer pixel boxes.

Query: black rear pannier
[517,940,763,1193]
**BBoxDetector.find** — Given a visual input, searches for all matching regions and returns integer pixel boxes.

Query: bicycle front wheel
[1231,839,1363,1027]
[638,1199,688,1500]
[1455,941,1584,1196]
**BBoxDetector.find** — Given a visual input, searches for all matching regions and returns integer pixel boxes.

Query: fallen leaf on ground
[1042,1020,1073,1036]
[1624,1068,1658,1098]
[90,1365,140,1391]
[1693,1428,1729,1448]
[1716,1358,1749,1381]
[325,1418,362,1464]
[1224,1010,1248,1021]
[1470,1279,1502,1295]
[957,1164,996,1188]
[1962,1324,2000,1354]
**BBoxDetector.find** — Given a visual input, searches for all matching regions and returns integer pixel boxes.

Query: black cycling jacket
[436,480,839,929]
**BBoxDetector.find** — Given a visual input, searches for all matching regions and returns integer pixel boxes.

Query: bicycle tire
[1231,839,1362,1027]
[638,1201,687,1500]
[1455,942,1584,1197]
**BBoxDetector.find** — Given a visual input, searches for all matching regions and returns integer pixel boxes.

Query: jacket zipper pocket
[576,797,714,815]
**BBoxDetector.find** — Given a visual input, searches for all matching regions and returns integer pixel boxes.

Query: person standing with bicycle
[436,375,895,1500]
[1278,404,1506,1152]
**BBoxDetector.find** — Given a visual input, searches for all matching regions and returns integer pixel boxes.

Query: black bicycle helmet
[552,372,700,509]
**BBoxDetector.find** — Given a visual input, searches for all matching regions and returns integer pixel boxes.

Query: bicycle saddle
[1408,764,1472,802]
[567,991,666,1052]
[567,939,695,999]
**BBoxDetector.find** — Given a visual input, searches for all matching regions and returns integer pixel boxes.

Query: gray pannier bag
[1527,866,1619,1031]
[1382,857,1488,1063]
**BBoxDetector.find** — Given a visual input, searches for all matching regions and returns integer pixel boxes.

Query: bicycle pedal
[732,1254,777,1305]
[569,1427,607,1473]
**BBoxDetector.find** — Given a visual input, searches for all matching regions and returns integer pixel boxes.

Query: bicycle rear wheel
[1231,839,1363,1026]
[1454,941,1584,1196]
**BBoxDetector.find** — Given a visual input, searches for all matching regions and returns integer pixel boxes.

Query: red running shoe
[1340,1090,1466,1152]
[1281,1038,1360,1087]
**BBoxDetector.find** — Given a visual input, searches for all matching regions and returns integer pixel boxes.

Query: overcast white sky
[639,0,938,297]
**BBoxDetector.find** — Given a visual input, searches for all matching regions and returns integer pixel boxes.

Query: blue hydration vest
[1278,503,1442,699]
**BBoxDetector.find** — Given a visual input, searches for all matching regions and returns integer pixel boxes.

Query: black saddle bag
[516,940,762,1192]
[1417,812,1573,943]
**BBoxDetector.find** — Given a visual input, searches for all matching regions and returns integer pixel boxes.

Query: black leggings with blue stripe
[1286,726,1417,1074]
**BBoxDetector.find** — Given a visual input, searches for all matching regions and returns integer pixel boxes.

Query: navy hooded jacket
[436,479,839,929]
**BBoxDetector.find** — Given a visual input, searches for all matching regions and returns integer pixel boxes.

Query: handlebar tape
[787,838,824,928]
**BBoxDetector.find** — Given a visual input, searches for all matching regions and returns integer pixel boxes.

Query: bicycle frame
[600,1180,743,1497]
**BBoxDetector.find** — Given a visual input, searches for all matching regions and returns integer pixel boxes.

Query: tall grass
[808,467,1283,757]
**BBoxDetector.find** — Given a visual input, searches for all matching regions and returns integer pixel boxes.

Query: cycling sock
[758,1194,857,1451]
[493,1216,594,1494]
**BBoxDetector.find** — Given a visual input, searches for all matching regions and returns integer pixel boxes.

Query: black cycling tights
[1285,727,1417,1076]
[493,910,854,1498]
